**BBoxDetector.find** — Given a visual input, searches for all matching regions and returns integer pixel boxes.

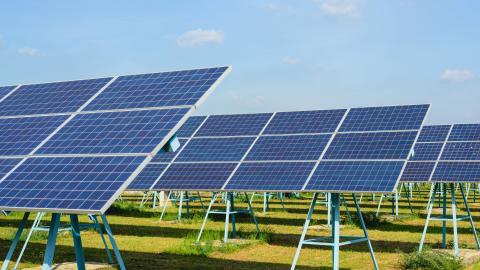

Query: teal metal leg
[341,195,352,223]
[291,193,318,270]
[41,213,61,270]
[90,215,114,264]
[442,183,447,248]
[451,183,459,256]
[244,192,260,234]
[353,194,379,270]
[185,192,191,219]
[159,191,172,221]
[197,192,219,242]
[419,183,438,253]
[229,193,236,238]
[459,183,480,249]
[375,194,384,217]
[224,193,231,243]
[1,212,30,270]
[198,192,206,214]
[178,192,184,222]
[70,214,86,270]
[331,193,341,270]
[101,214,126,270]
[13,212,44,270]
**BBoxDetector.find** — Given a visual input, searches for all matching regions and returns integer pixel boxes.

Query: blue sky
[1,1,479,124]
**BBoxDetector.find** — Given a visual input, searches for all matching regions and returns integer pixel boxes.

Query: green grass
[2,189,480,269]
[401,248,465,270]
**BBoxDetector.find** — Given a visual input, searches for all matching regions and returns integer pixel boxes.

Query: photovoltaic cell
[323,131,417,160]
[154,163,237,190]
[0,159,22,178]
[441,142,480,160]
[340,105,429,132]
[226,162,316,191]
[305,161,405,192]
[175,137,255,162]
[245,134,331,161]
[0,156,144,212]
[410,143,443,161]
[84,67,228,111]
[0,115,68,156]
[417,125,451,142]
[400,162,435,182]
[128,163,167,190]
[150,139,187,163]
[0,86,16,100]
[448,124,480,141]
[263,109,346,134]
[195,113,272,137]
[0,78,112,116]
[175,116,206,138]
[37,108,189,155]
[432,162,480,182]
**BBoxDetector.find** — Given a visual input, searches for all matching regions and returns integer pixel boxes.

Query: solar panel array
[401,124,480,182]
[129,104,429,193]
[0,66,231,214]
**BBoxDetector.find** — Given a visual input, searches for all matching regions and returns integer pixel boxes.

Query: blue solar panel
[0,159,22,178]
[0,86,16,100]
[441,142,480,160]
[0,78,112,116]
[150,139,187,163]
[305,161,405,192]
[175,137,255,162]
[432,162,480,182]
[263,110,346,135]
[411,143,443,161]
[84,67,228,111]
[195,113,272,137]
[449,124,480,141]
[324,131,417,160]
[0,156,144,212]
[175,116,206,138]
[0,115,68,155]
[37,108,189,155]
[226,162,316,191]
[128,163,167,190]
[245,135,331,161]
[340,105,428,132]
[417,125,451,142]
[401,162,435,182]
[154,163,237,190]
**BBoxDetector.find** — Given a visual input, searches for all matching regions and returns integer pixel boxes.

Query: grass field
[2,188,480,269]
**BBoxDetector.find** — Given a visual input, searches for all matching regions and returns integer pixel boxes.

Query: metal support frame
[291,193,378,270]
[249,192,285,213]
[1,213,124,270]
[375,185,414,217]
[159,191,206,222]
[419,183,480,256]
[197,192,260,243]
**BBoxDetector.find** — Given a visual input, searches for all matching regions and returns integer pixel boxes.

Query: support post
[419,183,437,252]
[41,213,61,270]
[90,215,114,264]
[353,194,379,270]
[101,214,126,270]
[459,183,480,249]
[442,183,447,248]
[244,192,260,234]
[331,193,340,270]
[224,193,231,243]
[451,183,459,256]
[1,212,30,270]
[197,193,219,242]
[70,214,86,270]
[291,193,318,270]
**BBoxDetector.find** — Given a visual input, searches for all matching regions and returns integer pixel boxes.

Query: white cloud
[441,69,474,82]
[316,0,360,17]
[18,47,41,57]
[176,29,224,48]
[282,56,300,65]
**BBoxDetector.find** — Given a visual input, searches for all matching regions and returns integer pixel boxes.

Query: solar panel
[128,163,168,190]
[37,108,189,155]
[0,156,144,212]
[323,132,417,160]
[263,110,346,134]
[139,104,428,193]
[175,116,207,138]
[150,139,187,163]
[417,125,451,142]
[225,162,316,191]
[245,135,331,161]
[0,115,68,156]
[155,163,237,190]
[84,67,228,111]
[0,86,16,100]
[441,142,480,160]
[175,137,255,162]
[401,162,435,182]
[432,162,480,182]
[411,143,444,161]
[449,124,480,141]
[339,105,429,132]
[0,66,231,213]
[195,113,272,137]
[0,78,112,116]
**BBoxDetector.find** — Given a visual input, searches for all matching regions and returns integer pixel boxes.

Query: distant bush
[401,248,464,270]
